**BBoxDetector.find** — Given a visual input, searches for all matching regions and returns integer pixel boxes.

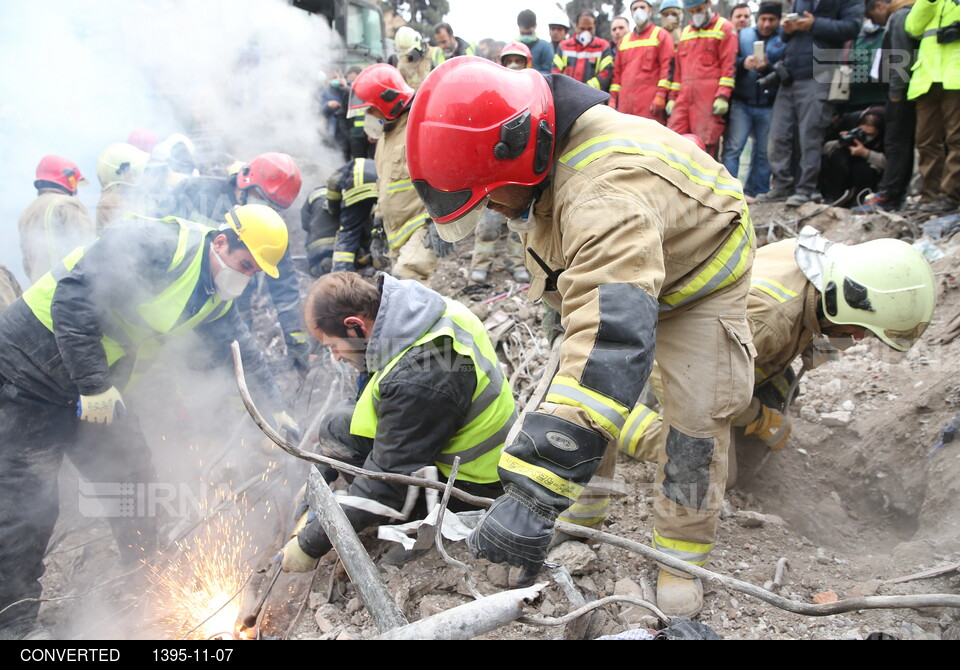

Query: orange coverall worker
[667,13,737,155]
[610,23,675,123]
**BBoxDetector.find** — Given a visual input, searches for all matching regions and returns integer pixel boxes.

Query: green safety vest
[22,216,233,370]
[906,0,960,99]
[349,297,515,484]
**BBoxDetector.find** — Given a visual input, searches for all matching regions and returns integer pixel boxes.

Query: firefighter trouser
[332,201,375,273]
[0,380,158,628]
[392,225,438,284]
[652,276,754,570]
[470,214,524,273]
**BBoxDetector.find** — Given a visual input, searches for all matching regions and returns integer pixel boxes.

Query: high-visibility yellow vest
[349,297,515,484]
[22,216,232,369]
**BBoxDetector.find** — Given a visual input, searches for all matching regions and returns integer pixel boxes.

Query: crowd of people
[0,0,952,640]
[317,2,957,215]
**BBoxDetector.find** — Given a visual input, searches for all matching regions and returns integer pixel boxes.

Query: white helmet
[151,133,197,175]
[821,237,937,351]
[96,143,150,189]
[395,26,424,57]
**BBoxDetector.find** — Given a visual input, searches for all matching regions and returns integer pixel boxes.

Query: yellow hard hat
[223,204,288,278]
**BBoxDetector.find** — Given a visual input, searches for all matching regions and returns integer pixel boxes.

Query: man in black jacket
[0,206,296,639]
[758,0,864,207]
[281,272,515,572]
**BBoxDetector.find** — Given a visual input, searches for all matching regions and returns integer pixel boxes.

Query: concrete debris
[734,511,767,528]
[547,540,598,575]
[811,590,839,604]
[799,405,819,423]
[820,410,852,427]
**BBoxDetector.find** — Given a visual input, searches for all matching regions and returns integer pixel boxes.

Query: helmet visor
[436,196,490,242]
[347,89,370,118]
[882,322,929,352]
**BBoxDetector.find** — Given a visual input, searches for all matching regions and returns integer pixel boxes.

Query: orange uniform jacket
[610,23,674,123]
[667,14,737,151]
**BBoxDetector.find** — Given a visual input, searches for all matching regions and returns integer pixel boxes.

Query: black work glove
[467,484,558,586]
[424,221,454,258]
[467,412,607,586]
[370,218,390,269]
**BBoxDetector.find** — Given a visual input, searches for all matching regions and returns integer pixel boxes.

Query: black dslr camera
[938,21,960,44]
[757,61,793,93]
[838,127,868,148]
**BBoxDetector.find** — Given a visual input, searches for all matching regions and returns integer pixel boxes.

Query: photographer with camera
[903,0,960,213]
[721,3,786,201]
[819,106,886,205]
[757,0,863,208]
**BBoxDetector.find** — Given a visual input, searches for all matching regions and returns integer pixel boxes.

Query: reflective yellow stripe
[620,404,660,457]
[557,135,750,310]
[307,189,325,205]
[681,29,726,41]
[620,38,660,50]
[327,189,342,201]
[610,83,622,92]
[751,278,798,303]
[333,251,356,263]
[387,212,429,249]
[660,211,752,311]
[307,237,335,251]
[545,375,629,439]
[587,77,601,89]
[353,158,365,188]
[653,529,712,565]
[668,81,681,91]
[553,53,565,70]
[657,79,672,88]
[598,55,614,71]
[719,77,735,87]
[343,184,377,207]
[558,497,609,526]
[558,134,743,198]
[386,179,415,194]
[499,452,584,501]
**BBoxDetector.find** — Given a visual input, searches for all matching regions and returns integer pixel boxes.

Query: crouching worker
[620,226,937,466]
[282,272,517,571]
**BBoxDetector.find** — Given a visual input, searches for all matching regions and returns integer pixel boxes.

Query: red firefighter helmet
[235,152,302,209]
[127,127,159,153]
[499,41,533,69]
[347,63,415,120]
[407,56,555,241]
[34,155,87,194]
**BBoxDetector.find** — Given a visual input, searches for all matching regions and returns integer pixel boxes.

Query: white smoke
[0,0,344,283]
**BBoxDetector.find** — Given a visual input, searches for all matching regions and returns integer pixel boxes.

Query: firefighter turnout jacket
[325,158,378,271]
[667,13,737,150]
[19,189,96,284]
[610,23,675,121]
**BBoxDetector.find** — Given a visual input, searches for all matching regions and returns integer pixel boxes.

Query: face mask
[518,33,537,44]
[506,202,538,234]
[505,61,525,70]
[862,18,881,34]
[692,12,710,28]
[577,30,592,46]
[329,79,341,89]
[633,8,650,26]
[212,248,251,300]
[363,114,384,140]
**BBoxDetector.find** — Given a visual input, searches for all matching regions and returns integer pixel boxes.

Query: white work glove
[281,537,320,573]
[273,411,301,442]
[78,386,126,425]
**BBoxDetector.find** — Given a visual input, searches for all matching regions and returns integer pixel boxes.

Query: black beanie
[758,3,782,18]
